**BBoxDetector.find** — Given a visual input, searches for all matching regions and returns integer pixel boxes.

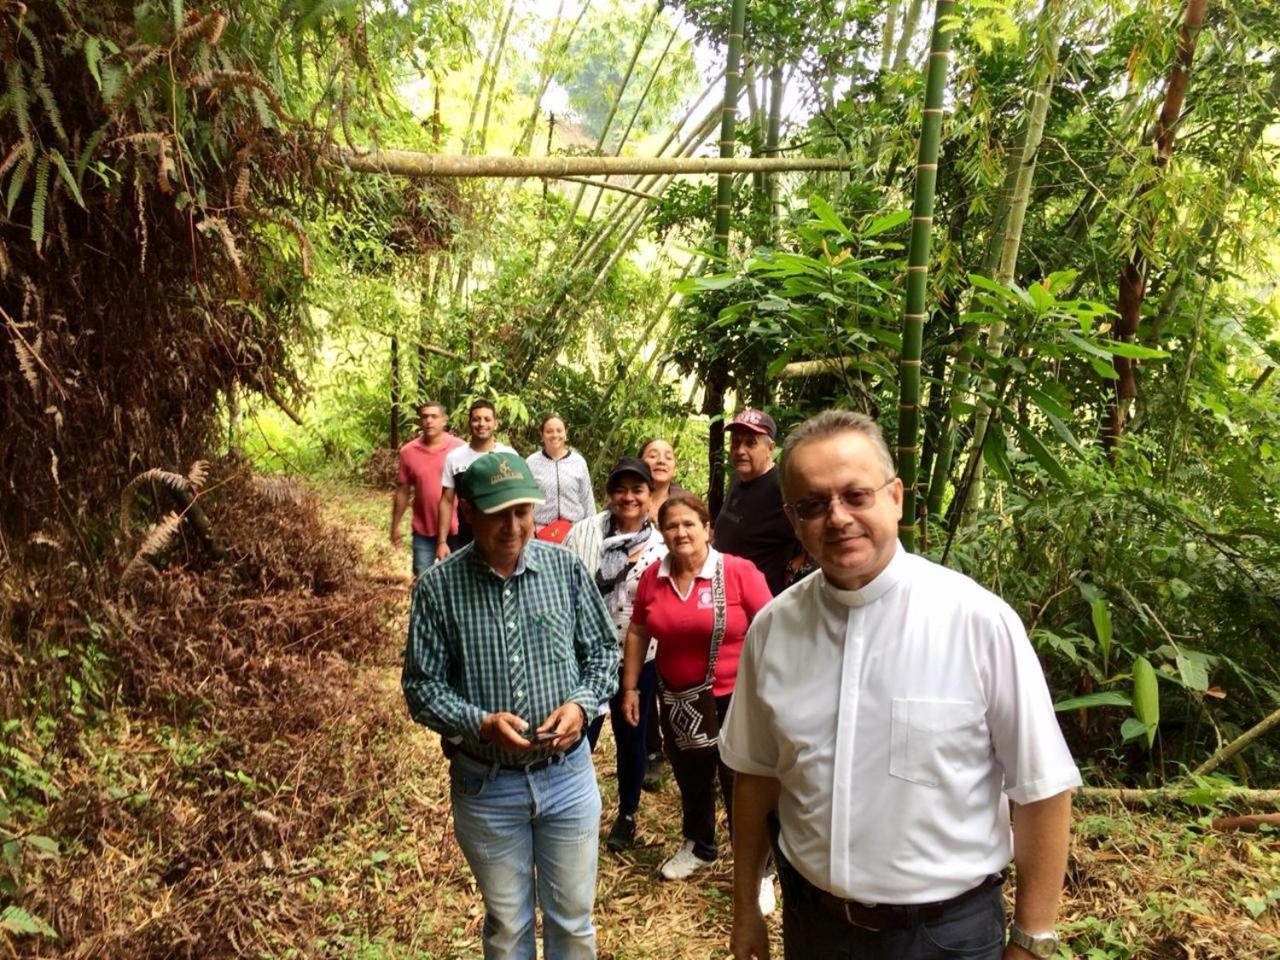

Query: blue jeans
[610,661,657,818]
[412,532,462,577]
[449,741,602,960]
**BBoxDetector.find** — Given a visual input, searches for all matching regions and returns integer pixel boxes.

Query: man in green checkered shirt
[403,451,618,960]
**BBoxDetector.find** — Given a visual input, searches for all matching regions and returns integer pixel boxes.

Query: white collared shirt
[719,544,1081,905]
[654,547,720,600]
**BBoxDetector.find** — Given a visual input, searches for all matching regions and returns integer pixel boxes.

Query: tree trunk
[896,0,957,553]
[1103,0,1210,452]
[515,0,577,156]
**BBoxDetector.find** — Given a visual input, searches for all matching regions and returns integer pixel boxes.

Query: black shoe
[606,814,636,852]
[642,754,666,792]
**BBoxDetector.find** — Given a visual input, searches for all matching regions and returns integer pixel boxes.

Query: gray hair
[781,409,896,494]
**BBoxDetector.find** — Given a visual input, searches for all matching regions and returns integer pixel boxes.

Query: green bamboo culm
[714,0,746,254]
[896,0,957,552]
[706,0,747,519]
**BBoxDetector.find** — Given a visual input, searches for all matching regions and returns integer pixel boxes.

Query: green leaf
[981,424,1014,485]
[806,194,854,241]
[1098,339,1170,360]
[1090,598,1112,670]
[25,835,59,855]
[1167,577,1191,601]
[1176,653,1209,692]
[49,150,84,209]
[1010,420,1070,484]
[84,36,103,89]
[861,208,910,238]
[0,905,56,937]
[1120,717,1151,743]
[1132,655,1160,748]
[1054,692,1132,712]
[30,153,50,250]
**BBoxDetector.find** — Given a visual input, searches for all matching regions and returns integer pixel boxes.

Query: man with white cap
[403,451,619,960]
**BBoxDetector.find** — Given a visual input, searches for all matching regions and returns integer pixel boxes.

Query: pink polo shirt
[631,549,772,696]
[396,434,464,537]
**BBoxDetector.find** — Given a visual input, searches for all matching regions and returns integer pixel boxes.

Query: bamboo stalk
[1079,787,1280,805]
[331,148,848,178]
[895,0,956,552]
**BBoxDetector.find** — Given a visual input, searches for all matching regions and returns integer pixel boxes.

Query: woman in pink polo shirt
[620,491,774,911]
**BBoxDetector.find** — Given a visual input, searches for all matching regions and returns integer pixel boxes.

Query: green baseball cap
[457,452,545,513]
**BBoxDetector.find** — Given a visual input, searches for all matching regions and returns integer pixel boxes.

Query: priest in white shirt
[721,409,1080,960]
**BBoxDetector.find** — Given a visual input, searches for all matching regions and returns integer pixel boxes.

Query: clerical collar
[821,542,905,608]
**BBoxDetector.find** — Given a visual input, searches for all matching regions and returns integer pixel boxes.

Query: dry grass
[4,481,1278,958]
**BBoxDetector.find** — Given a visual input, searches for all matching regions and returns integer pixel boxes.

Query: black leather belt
[813,872,1004,931]
[456,735,584,773]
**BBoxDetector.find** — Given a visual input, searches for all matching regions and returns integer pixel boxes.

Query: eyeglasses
[784,479,896,522]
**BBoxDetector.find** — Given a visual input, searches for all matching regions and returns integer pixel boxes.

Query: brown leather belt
[810,871,1005,931]
[454,735,584,773]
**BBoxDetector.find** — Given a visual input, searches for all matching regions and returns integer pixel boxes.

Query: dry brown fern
[256,209,313,278]
[120,467,194,532]
[250,475,304,506]
[119,510,183,589]
[197,216,249,296]
[187,460,210,489]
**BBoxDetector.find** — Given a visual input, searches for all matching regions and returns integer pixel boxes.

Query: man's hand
[390,527,403,548]
[621,689,640,727]
[479,712,538,752]
[435,540,451,561]
[536,701,587,751]
[730,911,770,959]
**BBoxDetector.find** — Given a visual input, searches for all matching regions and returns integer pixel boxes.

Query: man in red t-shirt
[391,401,464,576]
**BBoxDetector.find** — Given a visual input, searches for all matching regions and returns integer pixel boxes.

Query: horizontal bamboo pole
[777,357,858,379]
[1079,787,1280,805]
[331,147,849,179]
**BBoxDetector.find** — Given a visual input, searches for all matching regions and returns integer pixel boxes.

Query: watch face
[1032,940,1057,959]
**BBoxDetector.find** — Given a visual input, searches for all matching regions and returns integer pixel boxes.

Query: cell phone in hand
[530,729,561,743]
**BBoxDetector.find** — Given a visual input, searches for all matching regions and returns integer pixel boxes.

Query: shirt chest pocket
[532,607,575,660]
[889,698,987,788]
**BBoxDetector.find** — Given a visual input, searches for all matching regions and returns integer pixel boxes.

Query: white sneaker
[758,875,776,916]
[660,840,715,880]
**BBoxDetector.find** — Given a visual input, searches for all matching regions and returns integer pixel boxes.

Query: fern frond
[75,124,108,183]
[120,468,193,532]
[259,209,313,278]
[187,460,210,489]
[233,165,250,206]
[134,166,148,271]
[8,328,40,397]
[5,63,30,139]
[119,511,183,589]
[187,70,292,123]
[30,153,49,250]
[49,150,84,209]
[171,0,185,35]
[251,475,303,506]
[196,216,249,295]
[35,82,67,144]
[5,155,30,217]
[0,238,10,280]
[0,140,27,182]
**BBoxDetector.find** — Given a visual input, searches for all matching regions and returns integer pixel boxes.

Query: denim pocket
[450,766,488,799]
[889,698,985,787]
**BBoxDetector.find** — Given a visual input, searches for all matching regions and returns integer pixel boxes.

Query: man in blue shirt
[403,452,618,960]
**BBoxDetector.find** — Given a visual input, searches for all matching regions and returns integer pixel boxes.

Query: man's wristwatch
[1008,925,1059,958]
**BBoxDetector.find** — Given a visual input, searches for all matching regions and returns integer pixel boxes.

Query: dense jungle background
[1,0,1279,955]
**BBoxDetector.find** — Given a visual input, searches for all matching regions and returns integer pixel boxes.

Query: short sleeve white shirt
[719,544,1081,905]
[441,442,518,489]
